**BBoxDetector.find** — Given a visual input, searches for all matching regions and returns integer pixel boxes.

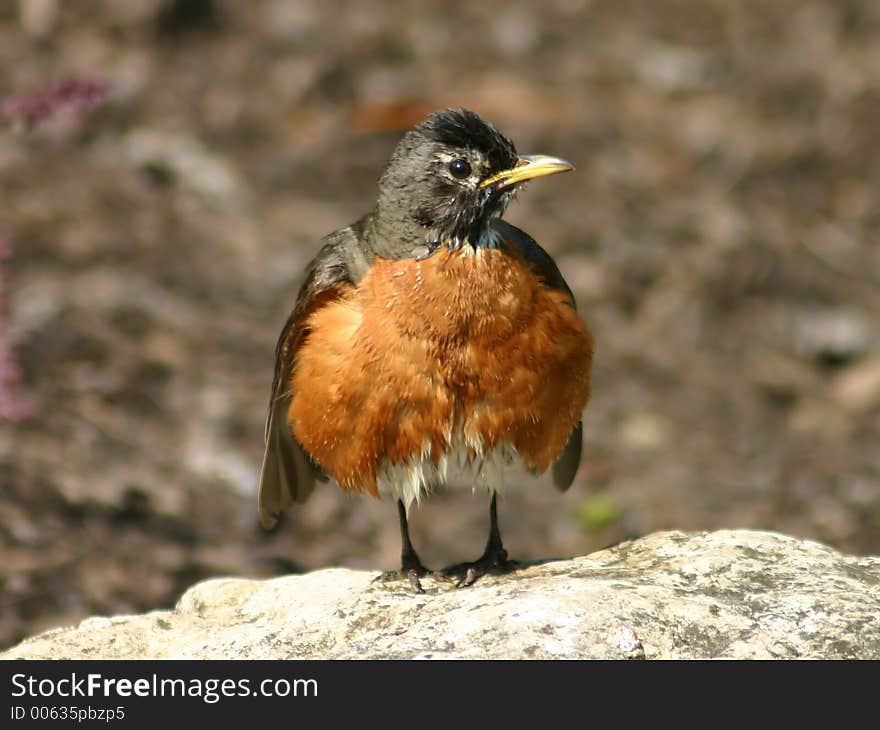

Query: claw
[442,553,519,588]
[373,568,427,593]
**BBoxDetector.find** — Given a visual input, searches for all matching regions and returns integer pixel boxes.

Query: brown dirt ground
[1,0,879,649]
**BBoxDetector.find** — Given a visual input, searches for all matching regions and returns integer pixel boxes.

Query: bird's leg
[374,499,431,593]
[442,493,519,587]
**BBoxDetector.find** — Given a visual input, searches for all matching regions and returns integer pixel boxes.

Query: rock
[2,530,878,660]
[618,411,671,451]
[832,354,880,412]
[17,0,59,39]
[636,44,721,92]
[124,129,241,204]
[794,306,873,367]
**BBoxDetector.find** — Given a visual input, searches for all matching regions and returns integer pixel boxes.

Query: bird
[258,108,593,592]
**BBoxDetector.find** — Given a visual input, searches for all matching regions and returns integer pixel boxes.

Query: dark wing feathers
[492,218,584,492]
[258,224,373,528]
[492,218,575,306]
[552,422,583,492]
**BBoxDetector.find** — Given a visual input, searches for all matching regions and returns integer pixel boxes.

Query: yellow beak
[480,154,575,190]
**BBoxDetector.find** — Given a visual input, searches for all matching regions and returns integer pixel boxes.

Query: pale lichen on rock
[2,530,878,660]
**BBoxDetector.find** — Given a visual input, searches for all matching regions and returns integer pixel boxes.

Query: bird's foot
[440,544,519,588]
[373,556,433,594]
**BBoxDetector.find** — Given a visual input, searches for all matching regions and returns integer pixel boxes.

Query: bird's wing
[258,223,373,528]
[492,218,584,492]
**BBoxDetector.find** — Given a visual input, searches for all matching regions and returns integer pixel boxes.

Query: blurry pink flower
[1,77,108,129]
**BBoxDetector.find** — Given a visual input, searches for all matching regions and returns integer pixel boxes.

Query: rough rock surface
[3,530,879,660]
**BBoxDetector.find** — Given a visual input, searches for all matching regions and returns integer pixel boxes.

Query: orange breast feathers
[288,246,593,495]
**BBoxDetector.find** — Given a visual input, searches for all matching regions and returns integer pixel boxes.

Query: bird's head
[373,108,574,254]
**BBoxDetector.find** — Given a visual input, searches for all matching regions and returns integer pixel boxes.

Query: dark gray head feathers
[369,108,520,257]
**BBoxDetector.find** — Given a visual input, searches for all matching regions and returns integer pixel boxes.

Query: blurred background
[1,0,879,649]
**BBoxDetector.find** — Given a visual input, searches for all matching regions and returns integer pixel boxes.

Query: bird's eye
[448,158,471,179]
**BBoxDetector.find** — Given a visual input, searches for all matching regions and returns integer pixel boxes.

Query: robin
[258,108,593,592]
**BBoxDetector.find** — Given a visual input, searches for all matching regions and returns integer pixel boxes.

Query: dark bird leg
[375,499,431,593]
[442,493,519,587]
